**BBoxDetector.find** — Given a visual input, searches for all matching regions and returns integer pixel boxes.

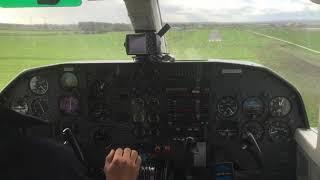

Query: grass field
[248,26,320,51]
[0,26,320,126]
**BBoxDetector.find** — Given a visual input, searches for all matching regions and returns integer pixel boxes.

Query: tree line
[0,22,133,33]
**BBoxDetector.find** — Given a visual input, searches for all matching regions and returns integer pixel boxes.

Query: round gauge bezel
[11,98,29,114]
[58,95,81,116]
[266,120,291,143]
[90,80,108,98]
[31,98,49,117]
[269,96,292,117]
[242,96,266,118]
[217,96,238,118]
[59,72,79,90]
[241,121,265,140]
[29,76,49,95]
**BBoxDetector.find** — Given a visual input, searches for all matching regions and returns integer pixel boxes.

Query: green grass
[249,26,320,51]
[0,27,320,126]
[166,28,269,61]
[0,31,129,60]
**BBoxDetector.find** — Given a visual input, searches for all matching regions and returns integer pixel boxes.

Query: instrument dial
[59,96,80,115]
[267,121,291,142]
[149,97,160,105]
[148,113,160,123]
[243,97,264,117]
[217,97,238,117]
[29,76,48,95]
[31,98,48,117]
[241,121,264,140]
[269,97,291,117]
[11,99,29,114]
[91,80,107,98]
[133,127,146,138]
[60,72,78,90]
[132,98,146,123]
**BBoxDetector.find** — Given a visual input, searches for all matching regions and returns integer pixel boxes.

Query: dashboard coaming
[0,61,309,180]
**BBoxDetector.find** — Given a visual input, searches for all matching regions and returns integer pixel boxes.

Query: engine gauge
[243,97,264,117]
[132,98,145,123]
[11,99,29,114]
[29,76,48,95]
[60,72,78,90]
[241,121,264,140]
[269,97,291,117]
[267,121,291,142]
[149,97,160,105]
[217,97,238,117]
[59,96,80,115]
[31,98,48,117]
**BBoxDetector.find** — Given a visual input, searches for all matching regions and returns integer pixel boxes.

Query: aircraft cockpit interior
[0,0,320,180]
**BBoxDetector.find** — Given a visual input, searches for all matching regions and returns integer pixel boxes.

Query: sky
[0,0,320,24]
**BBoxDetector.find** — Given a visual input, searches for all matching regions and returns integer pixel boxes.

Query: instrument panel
[0,61,309,180]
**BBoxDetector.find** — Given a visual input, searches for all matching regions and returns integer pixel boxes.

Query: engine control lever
[62,128,87,167]
[247,132,262,154]
[242,132,265,179]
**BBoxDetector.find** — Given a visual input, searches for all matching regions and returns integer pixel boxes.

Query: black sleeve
[3,136,92,180]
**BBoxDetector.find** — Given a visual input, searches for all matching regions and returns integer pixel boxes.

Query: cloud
[0,0,320,24]
[160,0,320,22]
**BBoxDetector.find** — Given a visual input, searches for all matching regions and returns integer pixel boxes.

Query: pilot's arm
[1,136,91,180]
[104,148,142,180]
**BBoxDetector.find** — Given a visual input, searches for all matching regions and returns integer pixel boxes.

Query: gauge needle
[227,107,233,113]
[38,102,44,113]
[279,99,284,106]
[40,85,46,91]
[100,83,105,90]
[270,131,278,134]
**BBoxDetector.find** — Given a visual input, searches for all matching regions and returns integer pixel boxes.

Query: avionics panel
[0,61,309,180]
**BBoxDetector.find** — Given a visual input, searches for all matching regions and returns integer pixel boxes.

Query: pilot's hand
[104,148,142,180]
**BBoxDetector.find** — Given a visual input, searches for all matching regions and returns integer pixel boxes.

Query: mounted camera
[125,24,171,56]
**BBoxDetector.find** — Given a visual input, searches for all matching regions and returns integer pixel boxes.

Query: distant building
[209,31,222,42]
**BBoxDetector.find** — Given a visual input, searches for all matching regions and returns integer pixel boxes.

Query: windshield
[1,0,320,126]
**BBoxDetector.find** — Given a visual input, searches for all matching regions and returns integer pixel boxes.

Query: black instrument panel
[0,61,309,180]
